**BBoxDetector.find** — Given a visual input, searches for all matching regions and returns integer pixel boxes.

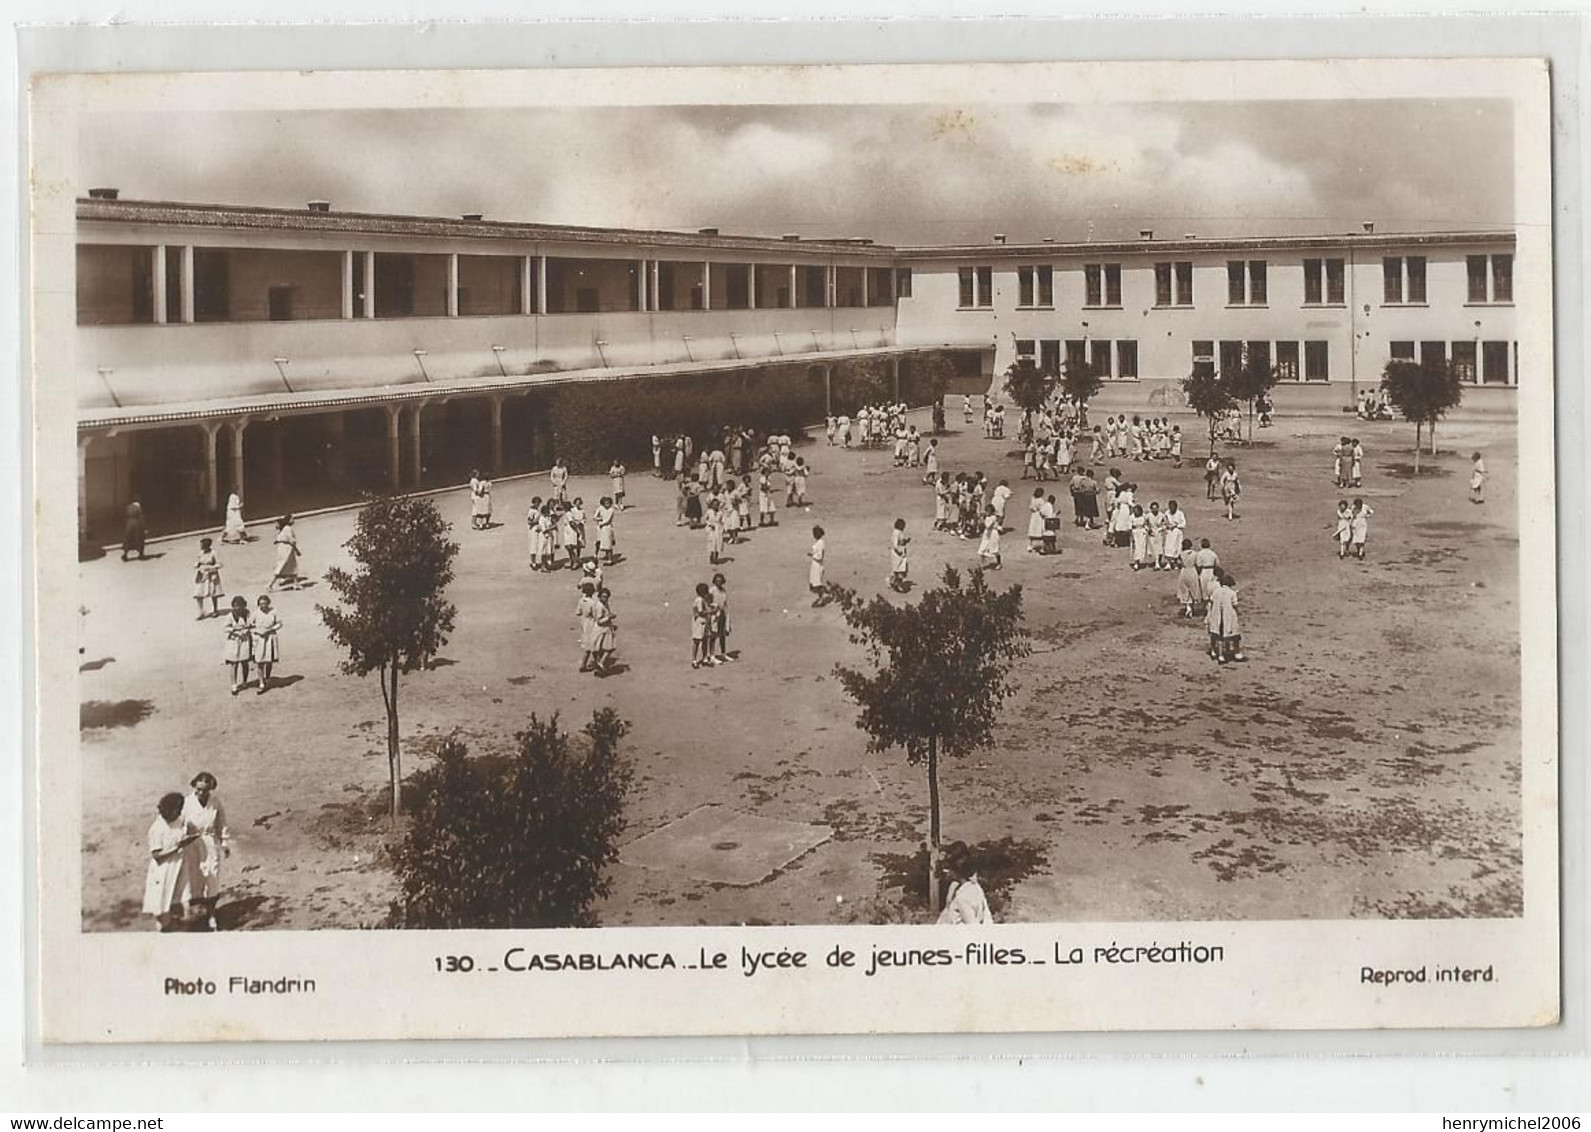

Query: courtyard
[78,404,1523,930]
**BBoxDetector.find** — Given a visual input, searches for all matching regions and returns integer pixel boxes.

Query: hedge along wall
[537,364,826,473]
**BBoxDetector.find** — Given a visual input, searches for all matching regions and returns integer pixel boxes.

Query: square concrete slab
[620,805,833,887]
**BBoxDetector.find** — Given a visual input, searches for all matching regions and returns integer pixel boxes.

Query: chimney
[86,187,119,200]
[461,212,483,221]
[782,234,801,241]
[1184,233,1197,240]
[698,227,720,236]
[1041,237,1055,244]
[307,200,331,212]
[1139,228,1154,240]
[1363,220,1375,234]
[993,233,1007,245]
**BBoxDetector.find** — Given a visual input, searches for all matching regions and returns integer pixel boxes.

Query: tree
[1002,357,1057,419]
[391,710,635,928]
[1181,368,1238,456]
[318,495,459,820]
[831,566,1031,914]
[1059,357,1105,426]
[829,357,893,414]
[1225,354,1281,444]
[900,350,956,408]
[1381,357,1465,472]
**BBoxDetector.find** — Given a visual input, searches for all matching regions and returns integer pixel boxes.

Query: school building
[71,190,1518,538]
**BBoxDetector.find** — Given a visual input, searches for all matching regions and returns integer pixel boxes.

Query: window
[960,266,992,308]
[1175,261,1193,305]
[896,267,912,299]
[1191,340,1215,378]
[1390,341,1416,361]
[958,268,975,308]
[1383,257,1402,304]
[1492,254,1512,302]
[1097,264,1121,305]
[1219,340,1243,375]
[1275,341,1300,380]
[977,266,993,308]
[1451,341,1478,383]
[1154,262,1172,307]
[1040,340,1061,375]
[1085,264,1101,307]
[867,266,894,307]
[1090,339,1111,375]
[1228,260,1267,305]
[1116,340,1138,379]
[1420,341,1446,367]
[1017,265,1053,307]
[1154,261,1193,306]
[1407,256,1426,303]
[1304,258,1346,305]
[1383,255,1426,304]
[1015,338,1036,359]
[1304,340,1329,382]
[1248,340,1271,374]
[1065,340,1087,375]
[1467,255,1488,303]
[1482,340,1510,385]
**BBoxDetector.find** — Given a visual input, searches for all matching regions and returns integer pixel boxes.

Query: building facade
[70,192,1517,539]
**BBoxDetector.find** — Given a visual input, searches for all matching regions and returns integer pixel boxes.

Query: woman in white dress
[268,514,300,591]
[221,492,248,544]
[223,595,253,695]
[808,525,828,606]
[182,772,229,931]
[251,595,282,694]
[1026,488,1046,553]
[468,470,492,530]
[977,505,1003,570]
[143,792,198,932]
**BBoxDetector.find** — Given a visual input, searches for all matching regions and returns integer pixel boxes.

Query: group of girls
[143,771,230,932]
[826,402,910,450]
[221,592,284,695]
[689,573,735,667]
[527,494,620,570]
[1100,480,1191,573]
[1331,438,1366,489]
[575,563,621,676]
[1201,455,1243,519]
[1096,415,1184,465]
[1331,499,1376,560]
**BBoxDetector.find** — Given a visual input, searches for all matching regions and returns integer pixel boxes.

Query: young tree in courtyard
[1060,356,1105,429]
[1381,357,1465,472]
[318,495,459,821]
[831,566,1031,915]
[1181,368,1238,455]
[391,709,635,928]
[901,350,956,409]
[1002,357,1058,419]
[1225,353,1281,444]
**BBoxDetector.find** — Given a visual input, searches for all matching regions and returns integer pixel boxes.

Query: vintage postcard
[28,58,1558,1042]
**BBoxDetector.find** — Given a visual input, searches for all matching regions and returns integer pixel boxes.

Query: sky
[76,99,1514,246]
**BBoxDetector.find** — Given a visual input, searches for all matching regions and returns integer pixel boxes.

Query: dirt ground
[77,406,1522,931]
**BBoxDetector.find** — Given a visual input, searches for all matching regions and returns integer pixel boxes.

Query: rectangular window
[1482,340,1510,385]
[1154,262,1172,307]
[1116,340,1138,379]
[1175,261,1193,305]
[1219,340,1243,375]
[867,266,894,307]
[1248,340,1271,374]
[1303,258,1323,305]
[1105,264,1121,306]
[1383,257,1403,304]
[958,268,975,308]
[1040,340,1061,375]
[1192,339,1215,378]
[1065,340,1088,374]
[1407,256,1426,303]
[976,266,993,308]
[1420,340,1446,367]
[1228,261,1246,306]
[1326,258,1345,304]
[1390,340,1416,361]
[1017,266,1052,307]
[1248,260,1267,305]
[724,264,751,310]
[1085,264,1102,308]
[1468,255,1489,303]
[458,254,527,316]
[896,267,912,299]
[1451,340,1478,382]
[164,246,183,321]
[1090,339,1111,375]
[1018,266,1035,308]
[1275,341,1300,380]
[1305,340,1329,382]
[799,265,829,309]
[1037,265,1054,307]
[1492,254,1513,303]
[1015,338,1036,359]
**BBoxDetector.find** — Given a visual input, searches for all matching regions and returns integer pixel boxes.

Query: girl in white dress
[468,471,492,530]
[705,499,725,565]
[1350,499,1374,560]
[222,595,253,695]
[609,461,627,509]
[526,497,543,566]
[1129,505,1150,570]
[182,772,229,931]
[222,492,248,544]
[143,792,198,932]
[251,595,281,695]
[193,537,223,619]
[1160,502,1187,571]
[1175,539,1200,618]
[1470,452,1488,504]
[1027,488,1046,553]
[890,519,911,592]
[268,515,300,591]
[576,582,599,672]
[1334,500,1353,559]
[977,505,1003,570]
[691,582,713,668]
[594,497,617,565]
[809,526,829,606]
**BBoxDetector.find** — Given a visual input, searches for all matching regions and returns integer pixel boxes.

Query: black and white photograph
[29,58,1559,1041]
